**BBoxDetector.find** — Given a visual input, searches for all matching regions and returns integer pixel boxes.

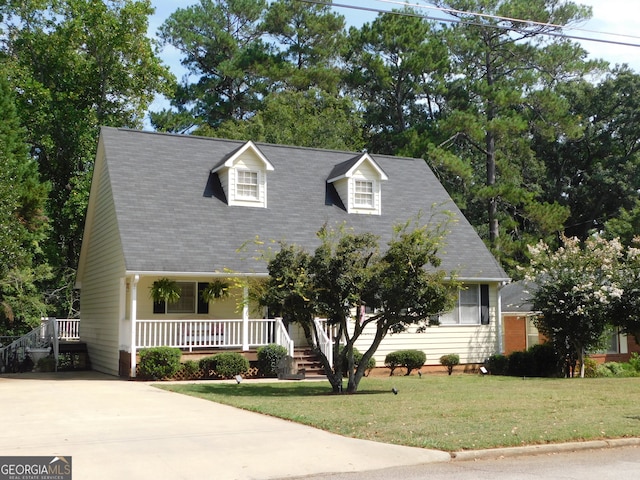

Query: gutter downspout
[130,275,140,378]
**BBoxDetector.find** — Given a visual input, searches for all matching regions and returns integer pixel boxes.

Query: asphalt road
[280,444,640,480]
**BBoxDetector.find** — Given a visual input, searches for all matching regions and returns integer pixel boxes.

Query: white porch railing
[314,318,333,368]
[57,319,80,340]
[135,318,294,356]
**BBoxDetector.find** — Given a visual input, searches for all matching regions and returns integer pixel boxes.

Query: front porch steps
[293,348,325,377]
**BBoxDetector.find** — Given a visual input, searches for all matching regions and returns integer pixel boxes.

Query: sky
[146,0,640,119]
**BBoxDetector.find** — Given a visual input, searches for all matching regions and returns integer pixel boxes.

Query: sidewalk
[0,372,450,479]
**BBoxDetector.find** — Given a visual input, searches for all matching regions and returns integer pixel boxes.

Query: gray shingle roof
[99,127,508,280]
[501,281,536,312]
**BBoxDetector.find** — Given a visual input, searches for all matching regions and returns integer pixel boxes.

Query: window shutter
[197,282,209,314]
[480,284,490,325]
[153,300,165,314]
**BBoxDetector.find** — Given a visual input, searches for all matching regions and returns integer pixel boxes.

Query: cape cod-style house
[75,127,510,377]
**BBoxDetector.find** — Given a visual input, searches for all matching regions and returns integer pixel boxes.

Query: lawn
[156,375,640,452]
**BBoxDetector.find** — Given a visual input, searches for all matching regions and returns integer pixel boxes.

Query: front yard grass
[156,375,640,452]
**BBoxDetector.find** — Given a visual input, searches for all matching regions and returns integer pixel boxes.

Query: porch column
[242,285,249,351]
[130,275,140,377]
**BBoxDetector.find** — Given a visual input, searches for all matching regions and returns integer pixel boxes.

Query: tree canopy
[0,64,51,334]
[524,235,625,377]
[258,217,458,393]
[1,0,173,317]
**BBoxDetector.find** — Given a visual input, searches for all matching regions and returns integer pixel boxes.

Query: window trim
[354,179,374,208]
[438,284,489,326]
[152,282,210,315]
[235,169,260,201]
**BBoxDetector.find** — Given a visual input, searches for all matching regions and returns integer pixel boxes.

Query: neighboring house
[501,281,543,354]
[500,281,639,362]
[76,127,510,377]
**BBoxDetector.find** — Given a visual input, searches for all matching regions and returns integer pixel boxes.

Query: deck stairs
[293,347,326,377]
[0,318,89,373]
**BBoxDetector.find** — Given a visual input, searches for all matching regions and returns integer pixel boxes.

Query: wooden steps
[293,348,325,376]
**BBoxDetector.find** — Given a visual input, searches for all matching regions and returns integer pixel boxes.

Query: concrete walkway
[0,372,450,479]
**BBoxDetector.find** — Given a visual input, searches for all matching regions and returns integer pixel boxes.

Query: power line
[381,0,640,43]
[300,0,640,49]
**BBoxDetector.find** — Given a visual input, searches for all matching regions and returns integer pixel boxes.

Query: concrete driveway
[0,372,449,479]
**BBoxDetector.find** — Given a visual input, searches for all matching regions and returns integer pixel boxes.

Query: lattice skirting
[134,363,261,381]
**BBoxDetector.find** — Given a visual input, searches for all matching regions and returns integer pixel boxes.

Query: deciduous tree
[259,217,457,393]
[524,235,623,377]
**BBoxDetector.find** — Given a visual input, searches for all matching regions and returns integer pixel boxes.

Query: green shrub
[337,346,376,375]
[257,344,288,377]
[487,354,508,375]
[601,362,626,377]
[180,360,200,378]
[628,352,640,372]
[529,343,561,377]
[595,363,614,377]
[36,355,57,372]
[199,355,218,377]
[439,354,460,375]
[200,352,249,379]
[599,361,640,378]
[583,357,599,378]
[506,350,534,376]
[138,347,182,380]
[385,349,426,376]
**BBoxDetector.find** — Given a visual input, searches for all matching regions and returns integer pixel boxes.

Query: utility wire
[300,0,640,49]
[381,0,640,42]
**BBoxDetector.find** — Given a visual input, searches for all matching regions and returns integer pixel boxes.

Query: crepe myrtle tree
[523,235,624,378]
[258,214,459,393]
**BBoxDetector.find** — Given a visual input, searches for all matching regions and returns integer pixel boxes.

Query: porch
[126,318,333,378]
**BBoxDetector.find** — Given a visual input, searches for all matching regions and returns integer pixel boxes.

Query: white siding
[228,152,268,208]
[78,150,126,376]
[332,162,383,215]
[353,285,500,366]
[354,322,497,366]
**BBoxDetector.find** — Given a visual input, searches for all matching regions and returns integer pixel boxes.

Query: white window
[167,282,196,314]
[526,318,540,349]
[236,170,259,200]
[440,285,480,325]
[354,180,374,207]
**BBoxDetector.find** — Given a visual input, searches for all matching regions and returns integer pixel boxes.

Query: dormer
[211,141,274,208]
[327,153,388,215]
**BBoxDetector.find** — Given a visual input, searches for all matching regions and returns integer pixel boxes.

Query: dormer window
[211,141,274,208]
[236,170,259,200]
[327,153,388,215]
[354,180,374,207]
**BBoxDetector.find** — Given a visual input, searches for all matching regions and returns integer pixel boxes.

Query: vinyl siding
[352,284,500,366]
[78,149,126,376]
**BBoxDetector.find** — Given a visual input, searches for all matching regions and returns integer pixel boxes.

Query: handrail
[313,318,333,368]
[0,318,57,373]
[274,318,294,357]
